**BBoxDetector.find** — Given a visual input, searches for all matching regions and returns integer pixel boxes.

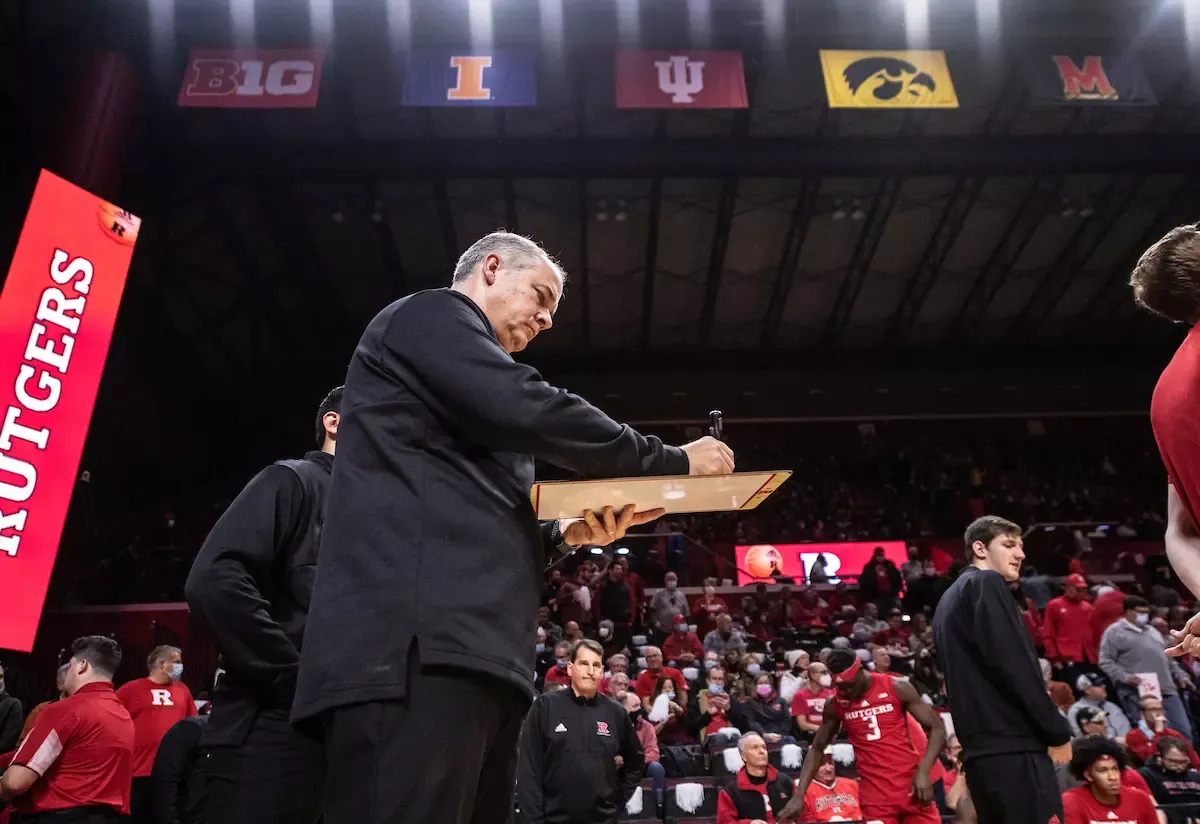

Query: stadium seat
[619,779,660,822]
[664,778,720,820]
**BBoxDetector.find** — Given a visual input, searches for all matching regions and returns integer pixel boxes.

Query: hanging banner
[819,50,959,108]
[0,171,139,652]
[1023,53,1157,106]
[615,50,749,109]
[177,48,324,108]
[401,49,538,106]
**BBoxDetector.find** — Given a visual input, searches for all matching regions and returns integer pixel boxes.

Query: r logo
[151,689,174,707]
[596,721,611,736]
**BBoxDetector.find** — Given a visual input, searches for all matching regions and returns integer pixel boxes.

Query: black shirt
[516,687,645,824]
[933,566,1070,759]
[150,715,208,824]
[292,289,688,721]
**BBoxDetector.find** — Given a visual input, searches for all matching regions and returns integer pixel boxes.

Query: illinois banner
[0,171,138,651]
[402,49,537,106]
[615,50,748,108]
[1023,53,1157,106]
[177,48,323,108]
[819,50,959,109]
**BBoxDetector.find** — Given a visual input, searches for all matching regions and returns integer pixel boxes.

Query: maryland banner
[401,49,537,106]
[1023,53,1157,106]
[819,50,959,109]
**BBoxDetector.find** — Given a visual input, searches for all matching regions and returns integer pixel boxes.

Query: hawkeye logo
[819,50,959,109]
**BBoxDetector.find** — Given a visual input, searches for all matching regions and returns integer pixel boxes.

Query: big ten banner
[177,48,324,108]
[1023,53,1157,106]
[402,49,537,107]
[735,541,908,587]
[819,50,959,109]
[0,171,139,652]
[615,50,749,108]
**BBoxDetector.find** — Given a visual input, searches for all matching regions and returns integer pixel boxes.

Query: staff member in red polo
[0,636,134,823]
[115,646,195,823]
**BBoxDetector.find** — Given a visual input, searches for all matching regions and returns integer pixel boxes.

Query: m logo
[151,689,174,707]
[177,49,322,108]
[448,56,493,101]
[819,50,959,109]
[1053,56,1118,101]
[596,721,611,736]
[655,56,705,103]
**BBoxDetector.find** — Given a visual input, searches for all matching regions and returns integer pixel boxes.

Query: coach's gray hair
[451,231,566,285]
[147,645,180,671]
[737,731,765,754]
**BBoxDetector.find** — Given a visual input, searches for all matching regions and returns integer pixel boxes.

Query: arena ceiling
[1,0,1198,488]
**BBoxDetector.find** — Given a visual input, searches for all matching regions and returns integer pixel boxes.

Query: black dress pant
[322,642,531,824]
[965,751,1063,824]
[128,777,153,824]
[11,808,121,824]
[196,708,324,824]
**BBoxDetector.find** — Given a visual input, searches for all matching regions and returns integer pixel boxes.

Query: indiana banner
[0,171,139,651]
[819,50,959,109]
[1023,53,1157,106]
[402,49,537,106]
[177,48,323,108]
[615,50,748,109]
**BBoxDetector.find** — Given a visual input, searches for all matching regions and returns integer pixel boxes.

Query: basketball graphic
[744,544,784,579]
[98,201,141,246]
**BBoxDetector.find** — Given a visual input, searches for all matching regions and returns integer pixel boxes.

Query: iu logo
[1053,56,1118,101]
[151,689,174,707]
[655,55,706,103]
[596,721,611,736]
[448,56,493,101]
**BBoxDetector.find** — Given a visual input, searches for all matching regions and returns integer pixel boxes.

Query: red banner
[177,48,323,108]
[735,541,909,587]
[0,171,139,651]
[615,50,749,109]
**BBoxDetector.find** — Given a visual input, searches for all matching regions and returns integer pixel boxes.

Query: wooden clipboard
[531,470,791,520]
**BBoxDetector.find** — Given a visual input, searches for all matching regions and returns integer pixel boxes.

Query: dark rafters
[639,112,667,349]
[372,182,407,297]
[495,110,520,234]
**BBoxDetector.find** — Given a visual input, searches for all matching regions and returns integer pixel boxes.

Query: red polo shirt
[634,666,687,699]
[1152,324,1200,526]
[115,677,196,777]
[8,682,134,815]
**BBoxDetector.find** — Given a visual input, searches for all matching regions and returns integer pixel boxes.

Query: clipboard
[531,470,792,520]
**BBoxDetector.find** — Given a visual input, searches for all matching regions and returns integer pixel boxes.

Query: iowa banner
[819,50,959,109]
[402,49,537,106]
[0,171,138,651]
[615,51,748,108]
[1023,53,1157,105]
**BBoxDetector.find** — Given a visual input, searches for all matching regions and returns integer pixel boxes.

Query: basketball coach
[291,232,734,824]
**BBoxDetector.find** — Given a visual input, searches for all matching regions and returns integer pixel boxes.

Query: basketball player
[780,648,945,824]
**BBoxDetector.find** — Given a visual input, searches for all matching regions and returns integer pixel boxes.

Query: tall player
[779,649,945,824]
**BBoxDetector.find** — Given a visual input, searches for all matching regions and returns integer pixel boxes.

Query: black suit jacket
[293,289,688,721]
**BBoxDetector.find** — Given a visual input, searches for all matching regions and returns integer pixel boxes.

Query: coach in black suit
[291,232,734,824]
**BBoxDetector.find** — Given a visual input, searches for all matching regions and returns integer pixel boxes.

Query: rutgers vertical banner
[1023,52,1157,105]
[0,171,138,651]
[402,49,538,106]
[615,50,748,108]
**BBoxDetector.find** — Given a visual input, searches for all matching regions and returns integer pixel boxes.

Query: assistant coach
[292,231,733,824]
[933,516,1072,824]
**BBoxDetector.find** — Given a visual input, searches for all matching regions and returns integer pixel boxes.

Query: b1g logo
[177,49,323,109]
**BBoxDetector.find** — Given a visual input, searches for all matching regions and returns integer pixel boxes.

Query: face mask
[535,643,545,654]
[556,658,568,669]
[746,663,762,676]
[169,663,184,681]
[599,627,611,638]
[720,630,731,639]
[664,690,675,699]
[818,674,832,688]
[1136,613,1150,626]
[756,684,773,698]
[704,660,717,670]
[666,581,678,591]
[630,709,644,722]
[706,682,723,695]
[675,624,688,633]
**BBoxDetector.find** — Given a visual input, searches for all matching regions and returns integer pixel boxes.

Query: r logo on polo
[596,721,611,736]
[151,689,174,706]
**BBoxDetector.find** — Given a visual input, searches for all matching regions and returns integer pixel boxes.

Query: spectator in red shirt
[1091,586,1127,656]
[691,581,729,638]
[593,561,638,653]
[1125,695,1200,769]
[1,636,135,819]
[556,566,595,633]
[790,661,834,739]
[622,691,666,807]
[543,641,573,689]
[1062,736,1158,824]
[115,645,196,824]
[1044,574,1096,683]
[634,647,687,706]
[661,615,703,669]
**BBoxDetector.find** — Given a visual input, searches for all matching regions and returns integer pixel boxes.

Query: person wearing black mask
[1139,737,1200,805]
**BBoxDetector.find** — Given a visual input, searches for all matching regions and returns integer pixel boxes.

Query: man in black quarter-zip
[516,639,645,824]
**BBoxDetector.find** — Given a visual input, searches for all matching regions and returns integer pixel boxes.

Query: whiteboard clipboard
[531,470,792,520]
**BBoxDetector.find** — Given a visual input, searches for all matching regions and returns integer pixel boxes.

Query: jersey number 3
[864,715,881,741]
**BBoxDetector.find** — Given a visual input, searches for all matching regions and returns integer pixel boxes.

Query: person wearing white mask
[649,573,690,640]
[116,645,197,823]
[778,651,810,704]
[790,661,835,740]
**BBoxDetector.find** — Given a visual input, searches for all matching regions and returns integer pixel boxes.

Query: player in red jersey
[780,649,946,824]
[797,745,863,822]
[1062,736,1158,824]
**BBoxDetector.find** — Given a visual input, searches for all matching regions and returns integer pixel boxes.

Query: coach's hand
[911,769,934,805]
[1168,611,1200,657]
[562,504,666,548]
[1049,742,1073,763]
[681,436,735,475]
